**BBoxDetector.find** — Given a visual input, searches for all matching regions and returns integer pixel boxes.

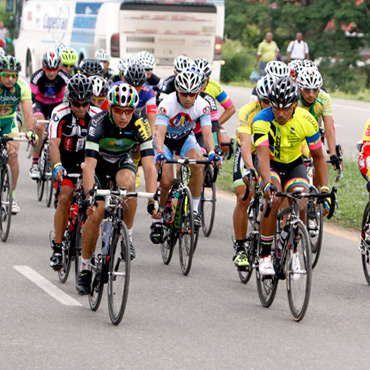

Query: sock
[152,218,163,224]
[32,156,39,165]
[193,197,200,213]
[128,228,133,242]
[260,235,274,257]
[235,239,246,253]
[80,257,91,271]
[12,190,15,199]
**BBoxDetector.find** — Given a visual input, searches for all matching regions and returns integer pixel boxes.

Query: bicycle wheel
[286,221,312,322]
[37,148,46,201]
[360,203,370,285]
[74,212,85,284]
[161,226,176,265]
[89,254,104,312]
[178,187,194,275]
[58,232,73,284]
[307,190,324,269]
[45,155,54,208]
[256,267,279,308]
[200,165,216,237]
[0,164,12,242]
[238,235,257,284]
[108,222,131,325]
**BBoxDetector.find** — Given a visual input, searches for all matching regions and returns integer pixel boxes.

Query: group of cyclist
[0,39,347,293]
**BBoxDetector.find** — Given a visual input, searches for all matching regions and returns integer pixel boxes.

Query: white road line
[333,103,370,112]
[13,265,82,307]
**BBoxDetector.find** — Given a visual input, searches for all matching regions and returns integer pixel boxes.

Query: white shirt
[287,40,309,60]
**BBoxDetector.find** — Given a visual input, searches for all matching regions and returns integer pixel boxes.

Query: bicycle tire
[74,211,85,284]
[45,155,54,208]
[238,234,257,284]
[88,254,104,312]
[307,189,324,269]
[286,221,312,322]
[37,148,46,201]
[161,227,176,265]
[108,222,131,325]
[178,187,195,275]
[200,165,216,237]
[0,164,12,242]
[256,268,279,308]
[58,233,73,284]
[360,203,370,285]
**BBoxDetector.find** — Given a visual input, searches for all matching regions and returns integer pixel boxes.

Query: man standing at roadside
[286,32,310,62]
[0,22,9,53]
[254,32,280,77]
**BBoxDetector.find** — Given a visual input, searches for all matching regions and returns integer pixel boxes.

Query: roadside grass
[217,156,365,232]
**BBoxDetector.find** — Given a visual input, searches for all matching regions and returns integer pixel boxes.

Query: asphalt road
[1,88,370,369]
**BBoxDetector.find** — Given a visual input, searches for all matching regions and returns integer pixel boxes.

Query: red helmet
[0,39,5,48]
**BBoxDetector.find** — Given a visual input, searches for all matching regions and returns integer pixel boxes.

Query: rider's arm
[141,155,158,195]
[322,115,336,157]
[21,100,35,132]
[310,146,328,189]
[82,156,98,197]
[256,145,271,186]
[219,103,236,126]
[49,138,62,166]
[154,124,167,153]
[201,125,215,153]
[239,132,254,170]
[145,92,157,134]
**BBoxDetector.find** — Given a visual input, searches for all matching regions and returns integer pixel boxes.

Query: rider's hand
[53,163,66,182]
[321,186,330,216]
[26,129,38,145]
[147,200,161,219]
[209,150,222,168]
[242,168,254,186]
[330,154,340,170]
[261,182,276,203]
[154,151,167,164]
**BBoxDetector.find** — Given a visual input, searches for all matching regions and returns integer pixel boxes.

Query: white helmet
[118,56,135,74]
[256,74,277,100]
[175,71,202,94]
[137,51,156,70]
[95,49,110,62]
[173,55,192,73]
[90,75,109,97]
[193,58,212,77]
[55,42,66,54]
[296,67,323,90]
[302,59,317,70]
[265,61,290,79]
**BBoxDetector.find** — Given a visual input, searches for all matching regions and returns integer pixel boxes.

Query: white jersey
[156,92,211,140]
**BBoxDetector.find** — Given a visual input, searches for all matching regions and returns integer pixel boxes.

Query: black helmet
[0,55,22,72]
[79,58,104,76]
[124,62,146,87]
[66,74,93,101]
[268,77,299,108]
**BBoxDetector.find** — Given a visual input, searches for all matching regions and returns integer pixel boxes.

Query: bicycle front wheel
[200,165,216,237]
[0,164,12,242]
[37,149,46,201]
[74,211,85,283]
[178,187,194,275]
[238,235,257,284]
[108,222,131,325]
[45,156,54,207]
[89,254,104,312]
[161,226,176,265]
[360,203,370,285]
[286,221,312,322]
[58,233,72,284]
[256,268,278,308]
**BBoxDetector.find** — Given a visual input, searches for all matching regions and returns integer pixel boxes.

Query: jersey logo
[169,113,192,128]
[135,118,151,141]
[203,106,210,115]
[366,126,370,137]
[158,107,167,115]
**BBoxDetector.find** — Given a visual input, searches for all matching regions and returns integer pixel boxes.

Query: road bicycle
[255,187,337,322]
[359,202,370,285]
[87,185,160,325]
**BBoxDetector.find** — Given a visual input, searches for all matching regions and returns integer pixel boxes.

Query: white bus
[13,0,224,80]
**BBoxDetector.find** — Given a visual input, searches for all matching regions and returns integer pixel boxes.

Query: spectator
[0,21,9,52]
[254,32,281,77]
[286,32,310,62]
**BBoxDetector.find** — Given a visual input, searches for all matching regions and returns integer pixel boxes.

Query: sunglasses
[303,88,319,93]
[179,91,197,98]
[63,64,74,68]
[0,72,19,78]
[71,101,90,108]
[112,106,135,115]
[92,96,106,102]
[44,67,59,72]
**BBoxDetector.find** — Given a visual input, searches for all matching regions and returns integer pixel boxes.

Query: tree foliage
[224,0,370,92]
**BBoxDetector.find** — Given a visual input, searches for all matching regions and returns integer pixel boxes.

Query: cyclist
[90,76,109,110]
[76,82,158,294]
[151,70,221,243]
[252,77,330,276]
[94,49,114,81]
[161,55,192,97]
[29,49,70,179]
[232,75,275,268]
[49,74,100,270]
[108,56,135,85]
[136,51,163,102]
[0,55,37,213]
[60,47,78,76]
[79,58,104,78]
[296,67,341,171]
[358,118,370,203]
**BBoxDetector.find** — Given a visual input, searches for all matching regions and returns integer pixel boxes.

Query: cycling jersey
[108,74,121,85]
[298,89,333,122]
[156,91,211,140]
[146,73,163,93]
[358,118,370,180]
[49,102,101,173]
[103,68,114,81]
[252,107,321,164]
[237,100,261,148]
[161,75,175,95]
[0,77,31,136]
[205,79,234,109]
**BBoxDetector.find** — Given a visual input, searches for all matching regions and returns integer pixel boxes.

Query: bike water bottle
[102,221,112,255]
[173,191,180,228]
[69,204,79,231]
[276,225,289,258]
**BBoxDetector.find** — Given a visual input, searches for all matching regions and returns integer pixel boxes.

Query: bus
[13,0,224,80]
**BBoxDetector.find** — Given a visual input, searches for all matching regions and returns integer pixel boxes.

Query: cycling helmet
[60,47,78,66]
[302,59,317,69]
[0,39,5,48]
[79,58,104,76]
[90,75,109,97]
[175,71,202,94]
[268,77,299,108]
[173,55,192,73]
[256,74,276,100]
[117,56,135,74]
[296,67,323,90]
[188,63,206,84]
[0,47,4,57]
[136,51,156,70]
[0,55,22,72]
[55,42,66,54]
[288,60,302,78]
[124,62,146,87]
[95,49,110,62]
[107,82,139,108]
[42,49,61,69]
[193,58,212,77]
[66,74,93,101]
[265,61,290,79]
